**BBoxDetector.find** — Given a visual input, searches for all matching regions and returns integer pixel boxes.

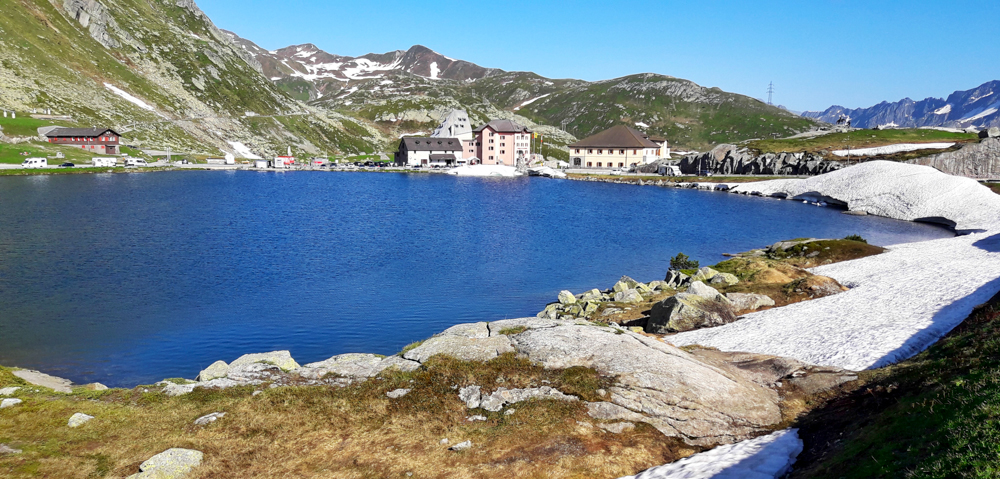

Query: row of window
[50,136,117,143]
[573,148,662,155]
[586,162,638,168]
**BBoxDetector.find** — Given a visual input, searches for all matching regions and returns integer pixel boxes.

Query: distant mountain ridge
[802,81,1000,130]
[229,33,819,152]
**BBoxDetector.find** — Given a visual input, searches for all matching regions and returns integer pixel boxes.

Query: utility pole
[766,82,774,106]
[560,119,570,133]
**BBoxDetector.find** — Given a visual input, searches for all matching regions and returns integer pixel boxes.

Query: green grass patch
[791,292,1000,478]
[985,183,1000,195]
[0,117,75,137]
[497,326,528,336]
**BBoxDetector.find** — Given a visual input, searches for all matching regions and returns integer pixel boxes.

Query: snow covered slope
[618,429,802,479]
[669,162,1000,371]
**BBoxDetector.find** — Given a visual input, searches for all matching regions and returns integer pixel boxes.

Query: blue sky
[200,0,1000,112]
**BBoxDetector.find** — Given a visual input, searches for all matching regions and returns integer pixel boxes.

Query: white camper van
[92,157,117,168]
[124,158,148,167]
[21,158,47,168]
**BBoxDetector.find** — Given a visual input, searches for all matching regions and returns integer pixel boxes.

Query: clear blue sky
[200,0,1000,112]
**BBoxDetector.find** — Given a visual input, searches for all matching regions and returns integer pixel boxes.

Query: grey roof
[473,119,530,134]
[568,125,661,149]
[399,137,463,152]
[45,127,120,138]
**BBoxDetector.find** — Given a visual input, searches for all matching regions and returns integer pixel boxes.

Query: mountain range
[802,81,1000,130]
[1,0,818,158]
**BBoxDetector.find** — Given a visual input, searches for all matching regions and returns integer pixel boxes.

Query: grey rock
[504,409,516,416]
[598,422,635,434]
[161,382,197,397]
[458,385,481,409]
[613,289,643,303]
[193,412,226,426]
[386,388,411,399]
[647,292,737,333]
[635,282,653,294]
[709,272,740,286]
[586,401,645,422]
[197,361,229,382]
[449,440,472,451]
[68,413,94,428]
[489,317,565,336]
[979,127,1000,139]
[725,293,776,312]
[126,448,203,479]
[85,383,109,391]
[225,362,283,382]
[513,326,780,445]
[557,290,577,305]
[0,387,21,396]
[1,398,23,409]
[378,355,422,373]
[229,351,300,372]
[403,334,515,363]
[12,369,73,393]
[686,281,727,301]
[647,281,669,291]
[689,267,720,283]
[579,289,603,301]
[477,386,578,412]
[663,270,690,288]
[439,438,449,445]
[301,353,385,379]
[465,415,487,422]
[613,275,640,293]
[687,348,858,392]
[909,137,1000,185]
[439,322,490,339]
[0,444,22,455]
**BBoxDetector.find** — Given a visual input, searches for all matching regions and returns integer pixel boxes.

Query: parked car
[59,162,75,168]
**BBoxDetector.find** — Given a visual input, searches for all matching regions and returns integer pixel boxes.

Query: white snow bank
[428,62,440,80]
[226,141,262,160]
[446,165,522,177]
[670,162,1000,371]
[832,143,954,156]
[635,122,650,128]
[527,166,566,178]
[619,429,802,479]
[104,83,155,112]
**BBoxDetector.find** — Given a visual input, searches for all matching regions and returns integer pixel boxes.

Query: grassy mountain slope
[230,33,822,153]
[0,0,380,157]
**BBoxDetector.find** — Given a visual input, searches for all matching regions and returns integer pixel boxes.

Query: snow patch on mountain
[104,83,156,112]
[635,122,650,128]
[514,93,551,111]
[618,429,802,479]
[428,62,440,80]
[227,141,261,159]
[933,104,952,115]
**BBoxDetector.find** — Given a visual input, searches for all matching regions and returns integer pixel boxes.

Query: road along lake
[0,171,954,386]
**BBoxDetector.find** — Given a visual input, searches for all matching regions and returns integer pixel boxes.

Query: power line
[766,82,774,106]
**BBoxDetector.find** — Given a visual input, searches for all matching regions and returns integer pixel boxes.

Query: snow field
[617,429,803,479]
[832,142,955,157]
[446,165,522,177]
[104,83,156,112]
[226,141,261,160]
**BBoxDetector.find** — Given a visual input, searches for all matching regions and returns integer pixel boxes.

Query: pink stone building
[471,119,531,166]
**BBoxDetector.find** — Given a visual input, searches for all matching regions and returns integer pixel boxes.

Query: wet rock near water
[678,144,844,176]
[647,282,738,333]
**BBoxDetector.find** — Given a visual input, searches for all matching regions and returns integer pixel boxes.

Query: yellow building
[567,125,668,169]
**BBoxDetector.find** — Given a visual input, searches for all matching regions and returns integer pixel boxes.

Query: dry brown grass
[0,355,694,478]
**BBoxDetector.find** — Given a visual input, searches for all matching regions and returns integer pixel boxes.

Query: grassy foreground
[790,291,1000,478]
[0,355,693,478]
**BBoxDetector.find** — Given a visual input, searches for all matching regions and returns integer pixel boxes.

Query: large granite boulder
[229,351,300,372]
[979,127,1000,139]
[613,275,640,293]
[647,282,737,333]
[787,275,848,298]
[512,325,781,445]
[686,348,857,394]
[404,322,515,363]
[614,289,643,303]
[725,293,775,312]
[663,270,690,288]
[197,361,229,382]
[557,290,577,305]
[689,267,721,283]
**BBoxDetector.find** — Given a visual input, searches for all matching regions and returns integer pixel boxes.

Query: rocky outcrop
[12,369,73,393]
[726,293,775,312]
[513,324,781,445]
[403,322,515,363]
[679,144,844,176]
[908,137,1000,179]
[647,282,738,333]
[68,413,94,428]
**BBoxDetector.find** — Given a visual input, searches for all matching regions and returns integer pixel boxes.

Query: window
[618,162,624,167]
[500,150,505,154]
[587,162,592,167]
[620,150,625,155]
[500,143,505,147]
[490,132,494,137]
[597,162,603,167]
[489,156,494,160]
[633,150,638,155]
[575,149,580,154]
[588,149,593,154]
[489,146,494,151]
[490,139,494,144]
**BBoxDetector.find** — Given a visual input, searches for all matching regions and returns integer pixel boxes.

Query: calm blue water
[0,171,952,386]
